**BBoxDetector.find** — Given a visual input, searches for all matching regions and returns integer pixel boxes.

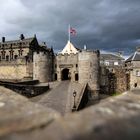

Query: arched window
[136,70,140,76]
[6,55,9,61]
[55,73,57,81]
[75,73,79,81]
[134,83,137,88]
[14,55,18,59]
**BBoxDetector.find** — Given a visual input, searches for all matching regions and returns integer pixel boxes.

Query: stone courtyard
[30,81,86,115]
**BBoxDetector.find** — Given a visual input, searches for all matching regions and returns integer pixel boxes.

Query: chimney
[2,37,5,43]
[20,34,25,40]
[84,45,87,50]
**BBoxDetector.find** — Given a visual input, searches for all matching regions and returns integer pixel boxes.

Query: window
[134,83,137,88]
[114,62,118,65]
[76,64,78,67]
[75,74,79,81]
[55,73,57,81]
[136,70,140,76]
[105,61,109,66]
[21,50,23,56]
[18,50,20,56]
[14,55,18,59]
[100,60,104,64]
[6,55,9,61]
[1,51,5,59]
[90,62,92,67]
[35,63,37,66]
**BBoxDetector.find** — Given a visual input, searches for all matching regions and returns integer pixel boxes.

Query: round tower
[78,50,100,99]
[33,51,52,83]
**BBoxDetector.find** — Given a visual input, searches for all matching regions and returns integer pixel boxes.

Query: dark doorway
[55,73,57,81]
[61,68,70,80]
[134,83,137,88]
[126,74,130,90]
[75,73,79,81]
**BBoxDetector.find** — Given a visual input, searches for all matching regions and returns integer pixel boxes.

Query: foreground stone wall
[1,89,140,140]
[0,86,59,137]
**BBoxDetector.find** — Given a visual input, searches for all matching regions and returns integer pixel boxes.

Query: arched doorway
[61,68,70,80]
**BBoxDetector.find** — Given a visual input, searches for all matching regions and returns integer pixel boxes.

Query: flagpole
[68,24,70,42]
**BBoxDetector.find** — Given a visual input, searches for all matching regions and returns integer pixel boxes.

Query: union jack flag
[70,27,76,35]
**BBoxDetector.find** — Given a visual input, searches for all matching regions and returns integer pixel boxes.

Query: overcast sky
[0,0,140,55]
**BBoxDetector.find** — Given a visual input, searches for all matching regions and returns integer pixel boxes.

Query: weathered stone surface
[0,86,60,136]
[1,90,140,140]
[30,81,85,115]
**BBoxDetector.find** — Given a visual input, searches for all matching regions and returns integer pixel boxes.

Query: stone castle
[0,35,54,82]
[1,34,140,97]
[0,35,100,98]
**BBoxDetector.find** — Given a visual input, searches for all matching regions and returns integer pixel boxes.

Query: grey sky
[0,0,140,55]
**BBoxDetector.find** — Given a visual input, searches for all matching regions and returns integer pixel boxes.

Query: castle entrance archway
[61,68,70,80]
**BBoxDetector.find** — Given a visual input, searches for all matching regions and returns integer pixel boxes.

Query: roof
[126,51,140,62]
[0,37,34,45]
[100,53,125,61]
[61,41,79,54]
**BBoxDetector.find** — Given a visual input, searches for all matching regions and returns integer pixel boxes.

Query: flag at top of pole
[68,25,77,42]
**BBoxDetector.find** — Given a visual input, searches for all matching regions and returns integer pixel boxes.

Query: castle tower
[33,48,54,83]
[78,50,100,99]
[55,41,79,81]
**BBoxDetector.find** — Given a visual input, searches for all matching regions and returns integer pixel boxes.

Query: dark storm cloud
[0,0,140,55]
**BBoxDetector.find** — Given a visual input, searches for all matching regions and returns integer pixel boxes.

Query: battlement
[56,52,78,57]
[81,48,99,53]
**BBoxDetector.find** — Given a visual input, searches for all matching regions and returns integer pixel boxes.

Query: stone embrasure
[1,89,140,140]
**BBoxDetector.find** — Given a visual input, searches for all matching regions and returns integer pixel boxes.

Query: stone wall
[0,64,27,80]
[78,50,100,99]
[100,66,109,94]
[114,67,127,93]
[55,53,78,81]
[1,89,140,140]
[128,61,140,89]
[100,66,127,94]
[33,52,48,82]
[33,51,54,83]
[3,83,49,97]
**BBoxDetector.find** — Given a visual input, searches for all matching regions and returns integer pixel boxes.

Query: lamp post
[72,90,77,111]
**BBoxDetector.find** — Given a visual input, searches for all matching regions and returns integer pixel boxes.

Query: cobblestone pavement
[30,81,84,115]
[30,81,71,115]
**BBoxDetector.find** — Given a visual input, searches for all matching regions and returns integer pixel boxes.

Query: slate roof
[0,37,34,45]
[126,52,140,62]
[100,54,125,61]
